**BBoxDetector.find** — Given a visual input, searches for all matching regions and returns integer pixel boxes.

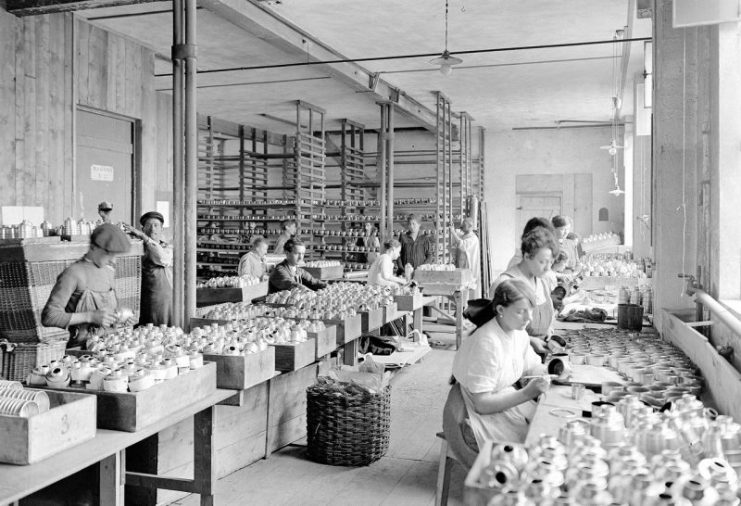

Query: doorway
[76,108,136,223]
[516,192,562,236]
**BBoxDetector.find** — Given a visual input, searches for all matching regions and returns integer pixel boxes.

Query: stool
[436,383,479,506]
[435,432,456,506]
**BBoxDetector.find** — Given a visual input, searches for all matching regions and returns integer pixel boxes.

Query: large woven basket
[306,384,391,466]
[0,255,141,343]
[0,339,67,382]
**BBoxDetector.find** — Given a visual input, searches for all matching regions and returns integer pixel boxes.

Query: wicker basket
[0,339,67,382]
[306,384,391,466]
[0,255,141,343]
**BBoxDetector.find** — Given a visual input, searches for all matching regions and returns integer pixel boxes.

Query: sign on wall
[90,164,114,182]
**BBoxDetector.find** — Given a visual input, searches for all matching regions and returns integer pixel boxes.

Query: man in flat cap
[124,211,173,326]
[42,223,131,347]
[97,201,114,226]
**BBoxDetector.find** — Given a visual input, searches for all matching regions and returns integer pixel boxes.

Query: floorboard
[167,348,467,506]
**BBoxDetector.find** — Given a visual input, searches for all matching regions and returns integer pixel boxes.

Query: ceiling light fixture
[429,0,462,76]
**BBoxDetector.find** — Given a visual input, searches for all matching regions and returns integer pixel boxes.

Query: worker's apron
[70,288,118,348]
[526,277,554,339]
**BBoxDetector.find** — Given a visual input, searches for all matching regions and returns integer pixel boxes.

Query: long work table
[0,389,236,506]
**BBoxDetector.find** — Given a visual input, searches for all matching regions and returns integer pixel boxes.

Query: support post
[183,0,198,330]
[378,104,388,239]
[172,0,185,327]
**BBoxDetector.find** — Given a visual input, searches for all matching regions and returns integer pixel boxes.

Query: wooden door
[76,109,134,223]
[516,193,562,236]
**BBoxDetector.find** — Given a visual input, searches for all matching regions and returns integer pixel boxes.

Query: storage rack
[195,115,295,278]
[317,119,372,269]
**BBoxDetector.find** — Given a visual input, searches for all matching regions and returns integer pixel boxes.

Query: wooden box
[42,362,217,432]
[414,268,472,287]
[303,265,344,280]
[463,439,497,506]
[309,326,337,359]
[203,347,275,390]
[324,314,362,346]
[384,302,399,323]
[0,390,97,465]
[394,292,424,311]
[360,307,384,333]
[196,281,269,307]
[270,338,316,372]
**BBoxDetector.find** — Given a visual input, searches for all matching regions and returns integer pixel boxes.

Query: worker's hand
[529,337,548,354]
[523,375,551,398]
[122,223,144,240]
[89,308,117,327]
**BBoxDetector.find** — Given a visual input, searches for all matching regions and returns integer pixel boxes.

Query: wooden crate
[196,281,269,307]
[0,389,97,465]
[324,314,362,346]
[309,326,337,359]
[270,338,316,372]
[414,268,472,287]
[41,362,217,432]
[394,292,424,311]
[303,265,344,280]
[203,347,275,390]
[196,287,242,307]
[384,302,399,323]
[360,307,384,333]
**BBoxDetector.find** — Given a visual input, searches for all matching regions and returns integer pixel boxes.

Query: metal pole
[183,0,197,330]
[172,0,185,327]
[378,103,387,240]
[387,104,395,239]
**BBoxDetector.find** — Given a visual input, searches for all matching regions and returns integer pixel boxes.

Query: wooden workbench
[0,389,235,506]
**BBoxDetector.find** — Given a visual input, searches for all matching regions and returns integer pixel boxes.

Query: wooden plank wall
[0,8,171,223]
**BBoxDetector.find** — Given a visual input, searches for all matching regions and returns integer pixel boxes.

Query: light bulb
[439,63,453,76]
[608,146,617,156]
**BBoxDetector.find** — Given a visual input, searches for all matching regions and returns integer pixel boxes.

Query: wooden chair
[436,383,479,506]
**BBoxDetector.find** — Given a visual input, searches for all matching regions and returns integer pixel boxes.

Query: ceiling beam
[6,0,163,16]
[198,0,438,131]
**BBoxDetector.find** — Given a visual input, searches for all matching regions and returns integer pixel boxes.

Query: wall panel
[0,8,172,225]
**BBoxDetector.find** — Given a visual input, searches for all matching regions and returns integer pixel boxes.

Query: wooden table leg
[413,307,423,333]
[99,450,124,506]
[343,339,359,366]
[454,290,468,349]
[193,407,216,506]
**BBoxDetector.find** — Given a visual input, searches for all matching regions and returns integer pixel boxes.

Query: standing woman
[124,211,173,326]
[450,217,481,297]
[491,227,559,354]
[367,239,408,288]
[451,278,549,445]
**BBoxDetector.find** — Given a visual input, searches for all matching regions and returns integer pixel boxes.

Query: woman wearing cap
[42,224,131,346]
[124,211,173,326]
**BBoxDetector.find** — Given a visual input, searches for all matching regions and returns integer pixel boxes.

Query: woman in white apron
[451,278,549,445]
[491,226,560,354]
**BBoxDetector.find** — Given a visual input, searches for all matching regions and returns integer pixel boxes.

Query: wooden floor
[169,324,467,506]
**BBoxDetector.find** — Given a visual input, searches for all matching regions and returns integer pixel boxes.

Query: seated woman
[367,239,407,288]
[492,226,560,354]
[268,238,327,294]
[451,278,549,446]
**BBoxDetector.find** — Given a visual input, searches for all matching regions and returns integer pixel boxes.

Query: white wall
[484,126,625,274]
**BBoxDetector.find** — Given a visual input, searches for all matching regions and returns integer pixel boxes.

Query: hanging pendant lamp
[429,0,462,76]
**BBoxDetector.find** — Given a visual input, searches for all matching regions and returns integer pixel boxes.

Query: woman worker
[42,223,131,347]
[123,211,173,326]
[268,238,327,294]
[368,239,408,288]
[451,278,549,445]
[491,227,560,354]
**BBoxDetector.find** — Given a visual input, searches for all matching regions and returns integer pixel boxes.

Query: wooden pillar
[183,0,198,330]
[172,0,185,327]
[378,103,387,240]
